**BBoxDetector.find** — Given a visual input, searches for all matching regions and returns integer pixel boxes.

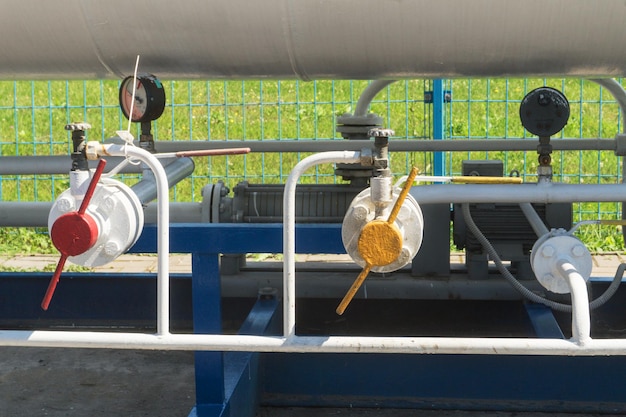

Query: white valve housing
[48,175,144,267]
[342,187,424,273]
[530,229,593,294]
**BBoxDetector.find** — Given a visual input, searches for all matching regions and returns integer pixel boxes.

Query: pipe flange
[342,186,423,273]
[336,113,384,140]
[530,234,592,294]
[48,177,144,267]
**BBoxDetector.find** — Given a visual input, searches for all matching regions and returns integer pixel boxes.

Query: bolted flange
[531,233,592,294]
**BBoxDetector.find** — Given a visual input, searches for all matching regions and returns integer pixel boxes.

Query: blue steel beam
[130,223,344,254]
[188,294,279,417]
[525,303,566,339]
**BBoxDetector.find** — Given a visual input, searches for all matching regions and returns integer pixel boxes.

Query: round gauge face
[119,74,166,123]
[519,87,569,137]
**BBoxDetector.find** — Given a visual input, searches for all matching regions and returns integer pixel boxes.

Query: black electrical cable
[461,203,624,312]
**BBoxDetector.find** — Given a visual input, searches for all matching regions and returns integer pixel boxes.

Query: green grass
[0,78,624,253]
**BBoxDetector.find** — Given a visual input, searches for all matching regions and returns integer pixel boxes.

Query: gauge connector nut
[85,141,103,160]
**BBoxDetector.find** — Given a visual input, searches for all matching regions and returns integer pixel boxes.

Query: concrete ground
[1,253,625,416]
[0,347,195,417]
[2,345,624,417]
[2,252,625,276]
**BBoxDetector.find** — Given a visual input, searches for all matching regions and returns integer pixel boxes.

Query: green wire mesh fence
[0,80,433,202]
[0,78,624,250]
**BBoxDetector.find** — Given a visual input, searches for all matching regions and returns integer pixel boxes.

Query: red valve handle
[41,159,107,310]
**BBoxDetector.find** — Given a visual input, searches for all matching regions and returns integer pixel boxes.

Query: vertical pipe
[354,80,396,117]
[558,259,591,344]
[283,151,361,337]
[432,79,445,177]
[589,79,626,240]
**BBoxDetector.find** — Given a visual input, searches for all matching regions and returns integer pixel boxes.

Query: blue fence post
[432,79,445,176]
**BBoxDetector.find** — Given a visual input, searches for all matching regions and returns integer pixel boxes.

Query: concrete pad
[0,347,195,416]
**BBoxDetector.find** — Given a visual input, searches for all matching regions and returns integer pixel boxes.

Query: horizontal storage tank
[1,0,626,79]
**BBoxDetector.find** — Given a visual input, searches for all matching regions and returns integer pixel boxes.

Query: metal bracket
[614,133,626,156]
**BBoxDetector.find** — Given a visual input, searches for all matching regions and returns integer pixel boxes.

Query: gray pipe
[150,138,616,153]
[6,181,626,227]
[0,202,51,227]
[0,157,196,226]
[0,139,615,176]
[411,183,626,205]
[132,157,195,205]
[590,79,626,134]
[0,156,143,176]
[2,0,626,79]
[354,80,397,116]
[0,202,203,227]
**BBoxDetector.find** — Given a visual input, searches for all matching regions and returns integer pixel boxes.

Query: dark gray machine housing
[451,160,571,280]
[207,160,571,280]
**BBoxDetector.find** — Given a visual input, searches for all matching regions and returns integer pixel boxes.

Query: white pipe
[2,331,626,355]
[559,260,591,344]
[282,151,361,336]
[97,144,170,335]
[4,150,623,354]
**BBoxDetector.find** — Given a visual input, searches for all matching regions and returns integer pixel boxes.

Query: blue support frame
[4,223,626,414]
[524,303,565,339]
[134,224,343,417]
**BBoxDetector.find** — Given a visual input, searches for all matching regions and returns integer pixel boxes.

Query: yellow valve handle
[336,166,419,315]
[449,176,522,184]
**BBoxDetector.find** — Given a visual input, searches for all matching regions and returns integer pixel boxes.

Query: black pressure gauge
[119,73,166,123]
[519,87,569,137]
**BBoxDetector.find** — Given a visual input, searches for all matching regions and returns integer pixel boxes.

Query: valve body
[342,186,423,273]
[48,174,144,267]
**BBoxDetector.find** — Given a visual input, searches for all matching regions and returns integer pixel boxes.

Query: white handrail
[1,149,625,354]
[96,143,171,335]
[282,151,362,336]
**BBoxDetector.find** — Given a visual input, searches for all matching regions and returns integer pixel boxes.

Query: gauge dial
[119,74,166,123]
[519,87,569,137]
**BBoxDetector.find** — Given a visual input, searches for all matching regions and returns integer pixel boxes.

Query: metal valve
[337,167,423,315]
[519,87,570,182]
[42,159,107,310]
[43,158,145,310]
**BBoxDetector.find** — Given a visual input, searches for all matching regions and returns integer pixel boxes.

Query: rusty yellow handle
[336,166,419,315]
[450,176,522,184]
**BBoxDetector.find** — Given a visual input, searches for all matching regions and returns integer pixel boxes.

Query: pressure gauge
[119,74,166,123]
[519,87,569,137]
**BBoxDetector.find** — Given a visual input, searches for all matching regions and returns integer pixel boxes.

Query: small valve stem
[66,122,92,172]
[369,128,394,218]
[537,135,553,182]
